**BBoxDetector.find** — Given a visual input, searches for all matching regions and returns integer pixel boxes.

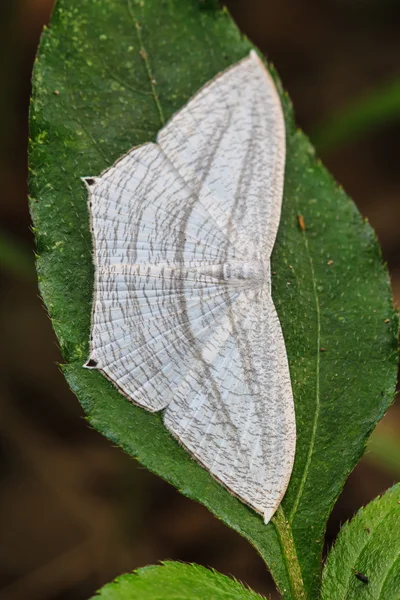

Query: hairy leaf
[29,1,398,598]
[91,561,262,600]
[322,483,400,599]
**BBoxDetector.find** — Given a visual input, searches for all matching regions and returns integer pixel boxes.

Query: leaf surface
[29,1,398,598]
[322,483,400,600]
[91,561,262,600]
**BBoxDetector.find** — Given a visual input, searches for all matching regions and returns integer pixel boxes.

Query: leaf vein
[288,222,321,523]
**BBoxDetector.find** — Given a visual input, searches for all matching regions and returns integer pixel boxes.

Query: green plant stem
[0,230,35,281]
[367,427,400,477]
[311,78,400,152]
[273,507,307,600]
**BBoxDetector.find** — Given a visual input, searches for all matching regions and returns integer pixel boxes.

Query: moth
[84,50,295,524]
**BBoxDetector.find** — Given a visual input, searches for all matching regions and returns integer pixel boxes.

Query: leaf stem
[310,78,400,152]
[273,506,307,600]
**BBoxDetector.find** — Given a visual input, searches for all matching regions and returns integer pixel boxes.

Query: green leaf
[29,1,398,598]
[322,483,400,600]
[91,561,262,600]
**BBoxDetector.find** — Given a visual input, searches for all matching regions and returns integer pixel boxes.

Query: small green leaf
[91,561,262,600]
[322,483,400,600]
[29,1,398,598]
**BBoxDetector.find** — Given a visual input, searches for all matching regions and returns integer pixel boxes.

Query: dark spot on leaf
[353,570,368,584]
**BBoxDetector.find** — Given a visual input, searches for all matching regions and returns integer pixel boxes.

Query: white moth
[84,50,295,524]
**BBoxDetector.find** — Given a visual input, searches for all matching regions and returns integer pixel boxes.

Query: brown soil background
[0,1,399,599]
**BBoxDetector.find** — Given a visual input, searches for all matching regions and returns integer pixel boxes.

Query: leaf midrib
[378,550,400,599]
[288,221,322,524]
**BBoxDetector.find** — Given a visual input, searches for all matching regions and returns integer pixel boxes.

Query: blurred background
[0,1,399,598]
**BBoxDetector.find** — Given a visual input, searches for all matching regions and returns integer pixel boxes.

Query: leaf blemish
[297,214,306,231]
[353,570,369,584]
